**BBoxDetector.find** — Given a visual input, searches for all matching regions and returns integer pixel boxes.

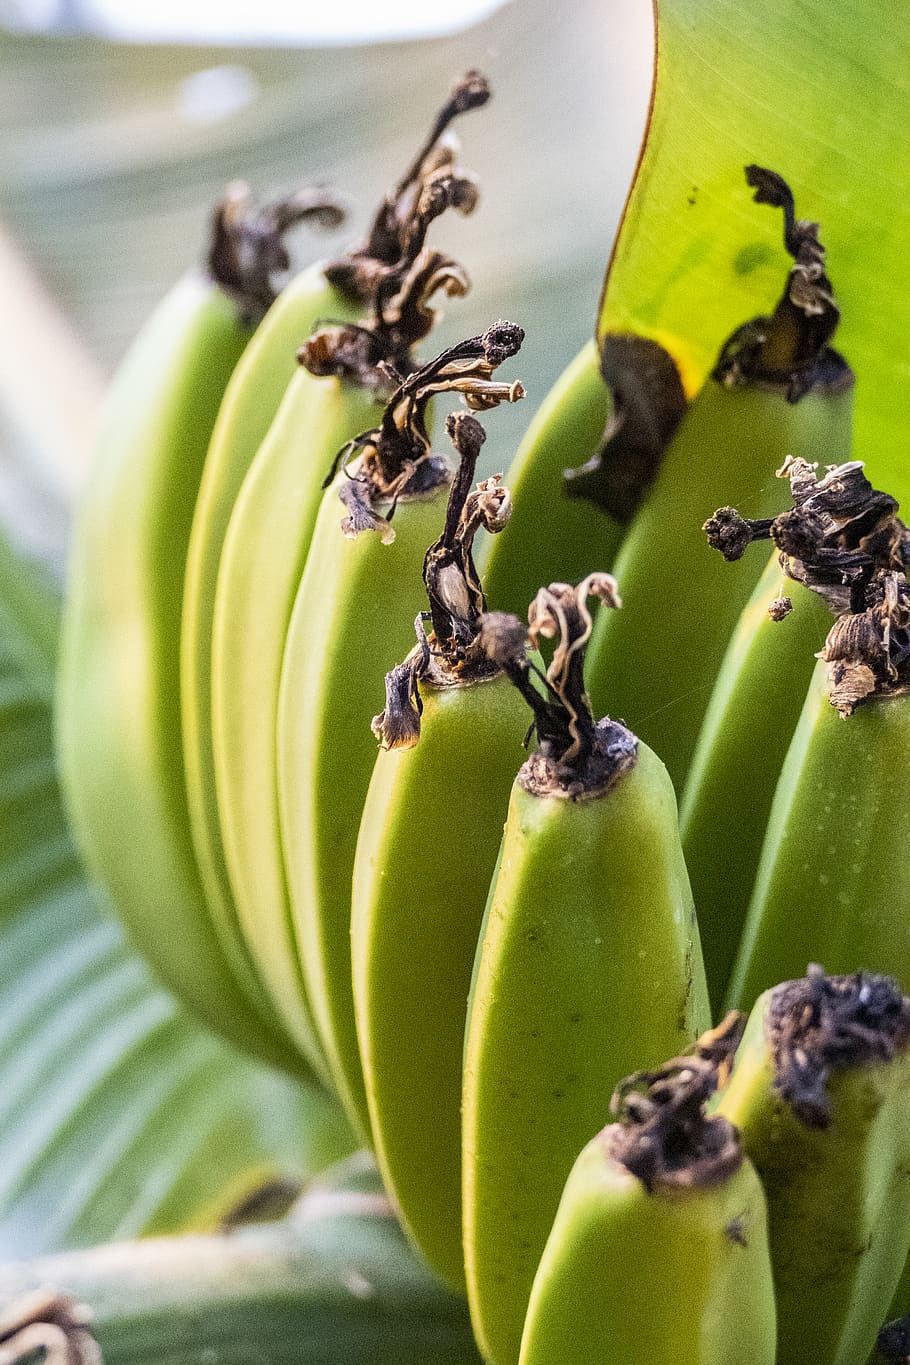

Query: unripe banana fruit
[352,411,528,1290]
[718,968,910,1365]
[462,577,709,1365]
[520,1016,775,1365]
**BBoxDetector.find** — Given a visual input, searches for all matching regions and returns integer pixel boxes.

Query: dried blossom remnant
[767,966,910,1129]
[564,334,688,520]
[527,575,621,766]
[478,576,637,799]
[301,253,472,389]
[605,1013,745,1192]
[878,1315,910,1363]
[820,571,910,714]
[713,165,853,401]
[774,458,910,615]
[208,181,345,322]
[304,72,489,383]
[704,458,910,619]
[422,411,511,654]
[0,1291,102,1365]
[332,321,524,538]
[768,595,793,622]
[703,506,773,563]
[371,412,513,749]
[371,621,431,750]
[329,71,489,290]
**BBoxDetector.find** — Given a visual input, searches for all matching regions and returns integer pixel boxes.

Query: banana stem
[0,1167,480,1365]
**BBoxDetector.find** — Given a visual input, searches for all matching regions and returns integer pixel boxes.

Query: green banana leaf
[0,528,354,1259]
[599,0,910,503]
[0,1159,482,1365]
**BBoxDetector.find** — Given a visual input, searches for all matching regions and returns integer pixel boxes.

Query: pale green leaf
[599,0,910,501]
[0,530,354,1259]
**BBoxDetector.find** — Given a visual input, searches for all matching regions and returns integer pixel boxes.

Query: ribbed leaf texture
[0,531,353,1259]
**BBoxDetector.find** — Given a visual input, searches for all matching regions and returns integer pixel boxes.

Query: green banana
[211,373,379,1081]
[584,165,854,791]
[462,577,710,1365]
[351,412,529,1290]
[277,325,525,1138]
[57,191,339,1069]
[718,461,910,1010]
[520,1017,775,1365]
[679,550,831,1010]
[681,454,905,1012]
[182,72,490,1063]
[727,629,910,1010]
[717,968,910,1365]
[481,330,692,619]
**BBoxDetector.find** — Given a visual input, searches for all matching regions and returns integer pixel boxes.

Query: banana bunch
[54,57,910,1364]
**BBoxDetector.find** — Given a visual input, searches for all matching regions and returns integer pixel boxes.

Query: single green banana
[584,165,854,791]
[211,371,379,1078]
[481,331,691,619]
[727,599,910,1011]
[679,551,831,1010]
[717,968,910,1365]
[351,412,529,1290]
[716,460,910,1009]
[57,191,336,1069]
[681,455,903,1012]
[182,73,490,1063]
[462,577,710,1365]
[277,325,525,1138]
[520,1017,775,1365]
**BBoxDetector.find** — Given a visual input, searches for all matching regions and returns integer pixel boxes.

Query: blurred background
[0,0,653,566]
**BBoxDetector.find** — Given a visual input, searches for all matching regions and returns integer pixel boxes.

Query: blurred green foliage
[0,0,652,512]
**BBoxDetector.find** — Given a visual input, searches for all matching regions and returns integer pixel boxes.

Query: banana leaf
[0,528,353,1259]
[598,0,910,503]
[0,1159,481,1365]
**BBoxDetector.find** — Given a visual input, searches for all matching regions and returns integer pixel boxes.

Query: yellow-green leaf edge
[599,0,910,501]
